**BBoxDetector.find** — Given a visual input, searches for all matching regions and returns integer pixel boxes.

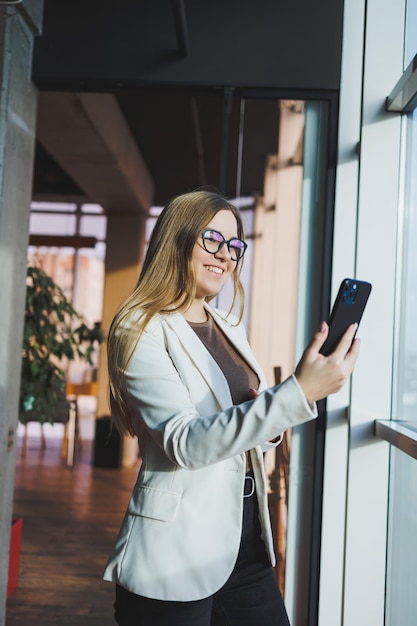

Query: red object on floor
[7,518,22,598]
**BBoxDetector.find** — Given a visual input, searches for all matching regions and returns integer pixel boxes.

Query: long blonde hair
[108,189,246,435]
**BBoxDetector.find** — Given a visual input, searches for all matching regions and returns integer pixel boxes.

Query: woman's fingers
[331,323,358,359]
[327,324,361,377]
[294,322,361,405]
[308,321,329,354]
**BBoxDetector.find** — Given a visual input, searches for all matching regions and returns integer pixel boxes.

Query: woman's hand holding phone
[294,321,360,406]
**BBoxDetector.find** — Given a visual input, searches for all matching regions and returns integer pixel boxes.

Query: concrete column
[96,211,147,466]
[0,2,43,623]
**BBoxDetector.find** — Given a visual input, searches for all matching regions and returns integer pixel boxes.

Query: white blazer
[103,304,317,601]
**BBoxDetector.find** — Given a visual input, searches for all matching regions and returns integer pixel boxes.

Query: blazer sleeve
[123,319,317,470]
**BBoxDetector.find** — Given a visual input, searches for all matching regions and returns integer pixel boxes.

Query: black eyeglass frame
[201,229,248,262]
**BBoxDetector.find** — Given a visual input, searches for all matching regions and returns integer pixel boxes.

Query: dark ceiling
[31,0,343,208]
[32,87,281,208]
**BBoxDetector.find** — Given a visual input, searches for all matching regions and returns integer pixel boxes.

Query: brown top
[188,314,259,471]
[187,314,259,404]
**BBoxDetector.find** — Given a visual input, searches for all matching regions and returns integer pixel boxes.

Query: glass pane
[405,0,417,68]
[79,214,107,239]
[395,110,417,424]
[29,212,77,236]
[285,101,329,625]
[81,203,104,214]
[387,109,417,625]
[31,201,76,212]
[386,448,417,623]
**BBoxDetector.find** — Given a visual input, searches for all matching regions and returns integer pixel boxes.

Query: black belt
[244,471,255,498]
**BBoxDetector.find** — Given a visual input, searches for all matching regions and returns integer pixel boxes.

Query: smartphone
[320,278,372,356]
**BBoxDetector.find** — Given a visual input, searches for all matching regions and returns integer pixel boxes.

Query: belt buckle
[243,475,255,498]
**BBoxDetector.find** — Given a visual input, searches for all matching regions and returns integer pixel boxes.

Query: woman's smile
[191,210,238,301]
[204,264,224,275]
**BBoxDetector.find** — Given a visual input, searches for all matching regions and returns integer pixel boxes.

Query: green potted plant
[19,264,104,426]
[11,264,104,594]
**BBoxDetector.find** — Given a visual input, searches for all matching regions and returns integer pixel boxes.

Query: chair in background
[64,381,98,467]
[20,381,98,467]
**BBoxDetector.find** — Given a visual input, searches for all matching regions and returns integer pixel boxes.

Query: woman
[103,189,359,625]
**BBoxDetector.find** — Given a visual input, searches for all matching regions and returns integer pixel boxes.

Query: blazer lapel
[164,312,234,408]
[208,305,267,390]
[164,306,267,410]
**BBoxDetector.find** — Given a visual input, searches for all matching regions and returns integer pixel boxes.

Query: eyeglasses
[201,229,247,262]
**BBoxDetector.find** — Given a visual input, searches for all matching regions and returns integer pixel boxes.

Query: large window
[386,61,417,625]
[28,202,106,382]
[29,202,106,324]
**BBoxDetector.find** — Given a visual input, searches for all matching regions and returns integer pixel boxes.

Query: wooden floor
[6,427,140,626]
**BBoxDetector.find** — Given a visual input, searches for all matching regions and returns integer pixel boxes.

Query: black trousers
[114,475,290,626]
